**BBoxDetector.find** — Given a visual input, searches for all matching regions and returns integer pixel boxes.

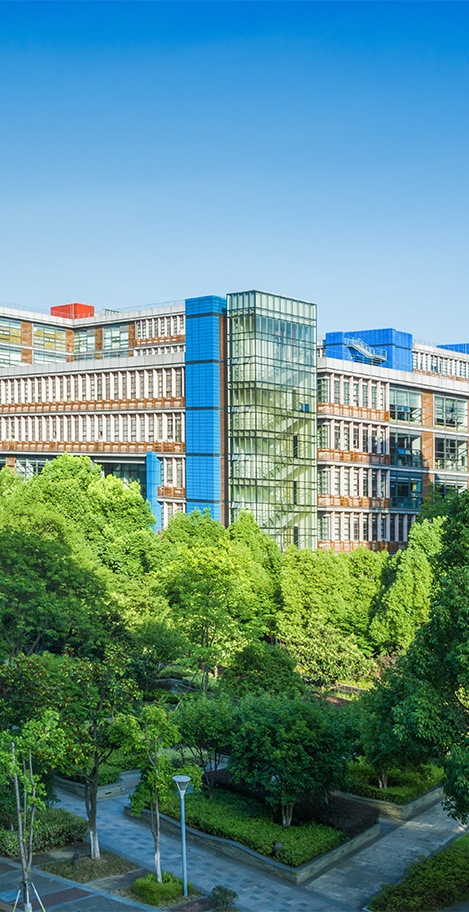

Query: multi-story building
[0,291,317,550]
[317,328,469,551]
[2,294,468,553]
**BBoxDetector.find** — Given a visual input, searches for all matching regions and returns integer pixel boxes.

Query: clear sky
[1,1,468,344]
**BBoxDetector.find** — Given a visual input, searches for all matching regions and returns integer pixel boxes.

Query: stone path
[53,777,468,912]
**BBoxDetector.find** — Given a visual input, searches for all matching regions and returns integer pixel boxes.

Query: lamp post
[172,775,191,898]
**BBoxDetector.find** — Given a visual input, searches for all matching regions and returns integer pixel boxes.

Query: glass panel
[227,291,317,550]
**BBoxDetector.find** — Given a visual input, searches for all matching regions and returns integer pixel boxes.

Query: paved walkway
[51,777,468,912]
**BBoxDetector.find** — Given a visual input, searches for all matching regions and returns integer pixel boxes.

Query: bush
[370,833,469,911]
[161,788,344,867]
[0,808,88,856]
[131,871,190,905]
[211,885,238,910]
[345,761,443,805]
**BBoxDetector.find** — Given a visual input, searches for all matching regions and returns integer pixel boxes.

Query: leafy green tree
[229,695,350,827]
[161,542,271,689]
[0,649,140,859]
[293,624,374,689]
[220,643,305,698]
[360,494,469,819]
[128,620,191,695]
[126,705,198,882]
[175,697,238,797]
[0,523,112,659]
[14,454,156,577]
[0,711,67,912]
[370,519,443,654]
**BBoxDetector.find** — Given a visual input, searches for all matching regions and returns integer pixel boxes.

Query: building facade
[0,291,317,550]
[1,296,468,553]
[317,328,469,551]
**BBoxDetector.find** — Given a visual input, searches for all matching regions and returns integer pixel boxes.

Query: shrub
[345,761,443,805]
[0,808,88,856]
[370,833,469,911]
[131,871,189,905]
[161,788,344,867]
[211,885,238,910]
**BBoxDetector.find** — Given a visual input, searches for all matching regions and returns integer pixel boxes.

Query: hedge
[370,833,469,911]
[132,871,190,904]
[161,789,344,867]
[0,808,88,856]
[344,762,443,805]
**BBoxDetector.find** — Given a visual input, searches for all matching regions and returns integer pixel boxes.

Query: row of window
[318,422,386,453]
[318,377,387,409]
[136,315,184,341]
[0,368,184,405]
[0,412,183,443]
[318,467,387,498]
[413,349,469,380]
[318,512,414,543]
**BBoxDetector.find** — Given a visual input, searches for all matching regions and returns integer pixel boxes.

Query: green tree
[0,650,140,859]
[229,695,350,827]
[0,711,67,912]
[370,519,443,653]
[0,523,112,659]
[126,705,182,882]
[175,697,238,797]
[361,494,469,819]
[220,643,305,698]
[161,542,271,689]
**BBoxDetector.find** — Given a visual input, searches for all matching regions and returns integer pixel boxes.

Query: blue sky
[1,1,468,343]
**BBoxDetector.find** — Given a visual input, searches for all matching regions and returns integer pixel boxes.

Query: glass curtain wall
[227,291,317,550]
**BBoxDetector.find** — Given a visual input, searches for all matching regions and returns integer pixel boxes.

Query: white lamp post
[172,775,191,898]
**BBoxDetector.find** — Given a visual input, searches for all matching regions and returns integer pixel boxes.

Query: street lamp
[172,775,191,898]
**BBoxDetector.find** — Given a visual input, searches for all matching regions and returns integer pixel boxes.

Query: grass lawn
[40,851,137,883]
[369,833,469,911]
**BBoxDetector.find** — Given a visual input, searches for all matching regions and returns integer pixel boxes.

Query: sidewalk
[53,781,468,912]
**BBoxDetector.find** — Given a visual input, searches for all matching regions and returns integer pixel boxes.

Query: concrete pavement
[53,777,468,912]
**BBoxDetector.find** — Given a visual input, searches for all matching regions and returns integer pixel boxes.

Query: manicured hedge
[344,761,443,805]
[162,789,344,867]
[0,808,88,856]
[132,871,189,904]
[370,833,469,911]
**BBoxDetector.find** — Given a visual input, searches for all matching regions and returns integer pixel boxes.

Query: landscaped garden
[1,457,469,908]
[369,833,469,911]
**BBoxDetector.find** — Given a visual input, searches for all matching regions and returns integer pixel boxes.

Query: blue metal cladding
[185,296,226,521]
[324,328,413,372]
[146,452,163,531]
[438,342,469,355]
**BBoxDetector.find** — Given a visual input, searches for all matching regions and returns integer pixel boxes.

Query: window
[318,468,329,494]
[390,387,422,423]
[435,437,467,471]
[318,423,328,447]
[334,379,341,404]
[319,514,330,540]
[434,396,467,430]
[343,380,350,405]
[390,473,422,509]
[317,378,329,403]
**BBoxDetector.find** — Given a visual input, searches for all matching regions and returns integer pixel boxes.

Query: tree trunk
[11,745,33,912]
[150,789,162,882]
[281,802,294,828]
[84,769,100,860]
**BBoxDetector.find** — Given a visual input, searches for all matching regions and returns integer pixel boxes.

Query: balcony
[157,485,185,500]
[318,448,390,466]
